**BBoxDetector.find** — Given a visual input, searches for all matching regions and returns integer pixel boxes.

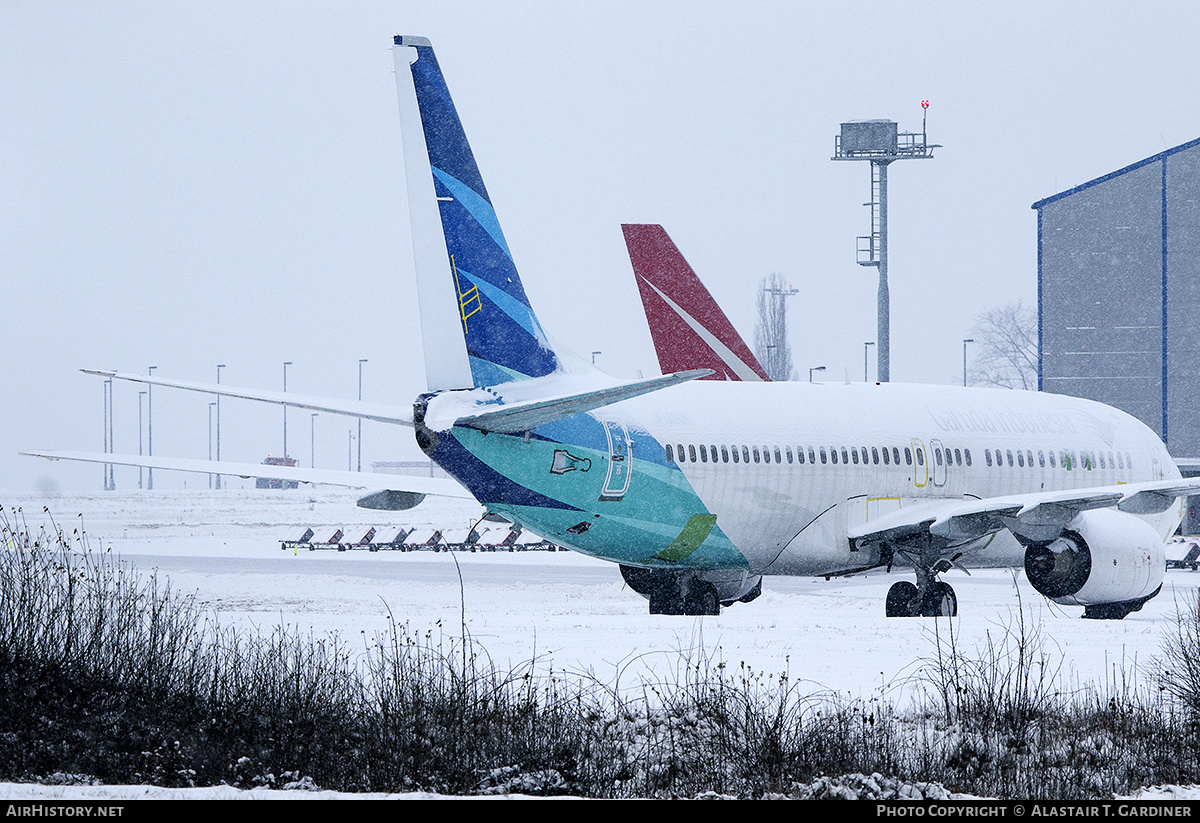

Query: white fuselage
[614,380,1180,576]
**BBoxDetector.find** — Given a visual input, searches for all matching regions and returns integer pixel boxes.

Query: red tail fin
[622,224,769,381]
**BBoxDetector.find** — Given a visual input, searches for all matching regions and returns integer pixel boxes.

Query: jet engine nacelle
[1024,509,1165,607]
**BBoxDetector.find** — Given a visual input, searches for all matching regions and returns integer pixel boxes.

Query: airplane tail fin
[622,224,769,381]
[394,36,558,391]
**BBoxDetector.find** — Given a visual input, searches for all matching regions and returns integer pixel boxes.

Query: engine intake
[1024,509,1164,607]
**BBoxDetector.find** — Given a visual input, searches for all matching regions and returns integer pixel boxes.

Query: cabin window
[945,447,953,465]
[964,448,972,467]
[785,446,793,464]
[1099,452,1106,469]
[916,448,925,467]
[893,447,901,465]
[934,448,942,466]
[731,446,740,464]
[831,448,839,465]
[1117,452,1123,469]
[688,445,697,463]
[699,445,708,463]
[1108,451,1115,469]
[1017,451,1024,468]
[985,449,992,467]
[742,446,750,463]
[872,447,880,464]
[666,445,674,463]
[904,447,912,466]
[711,445,719,464]
[677,444,685,461]
[1026,450,1034,468]
[839,447,848,464]
[1126,452,1132,469]
[1038,450,1045,468]
[851,447,860,465]
[1049,450,1056,468]
[721,445,730,463]
[819,447,827,464]
[954,448,962,466]
[796,446,805,464]
[774,447,783,464]
[753,447,761,464]
[809,447,817,464]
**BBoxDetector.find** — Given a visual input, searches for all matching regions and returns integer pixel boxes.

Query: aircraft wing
[22,450,474,509]
[848,478,1200,551]
[83,369,413,426]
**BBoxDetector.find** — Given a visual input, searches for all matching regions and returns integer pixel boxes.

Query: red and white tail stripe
[622,224,769,381]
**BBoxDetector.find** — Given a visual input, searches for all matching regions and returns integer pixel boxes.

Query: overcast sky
[4,2,1199,493]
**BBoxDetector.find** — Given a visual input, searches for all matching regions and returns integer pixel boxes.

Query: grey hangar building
[1033,136,1200,533]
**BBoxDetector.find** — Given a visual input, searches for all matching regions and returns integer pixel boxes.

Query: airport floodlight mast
[833,103,939,382]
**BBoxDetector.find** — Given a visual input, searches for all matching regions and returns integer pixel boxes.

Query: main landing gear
[619,566,723,616]
[885,579,957,617]
[884,545,959,619]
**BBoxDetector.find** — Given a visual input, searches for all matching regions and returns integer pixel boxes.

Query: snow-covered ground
[4,488,1200,800]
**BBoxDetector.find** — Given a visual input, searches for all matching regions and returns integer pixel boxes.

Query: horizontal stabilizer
[454,369,712,434]
[22,450,474,505]
[83,370,413,426]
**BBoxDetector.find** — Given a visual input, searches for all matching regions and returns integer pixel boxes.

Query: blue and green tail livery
[394,36,557,390]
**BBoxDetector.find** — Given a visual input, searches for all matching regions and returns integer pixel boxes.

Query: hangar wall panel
[1036,138,1200,459]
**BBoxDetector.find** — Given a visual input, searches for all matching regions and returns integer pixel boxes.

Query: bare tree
[967,301,1038,390]
[754,274,797,381]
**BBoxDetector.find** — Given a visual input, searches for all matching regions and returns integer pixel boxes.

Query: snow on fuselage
[419,379,1180,579]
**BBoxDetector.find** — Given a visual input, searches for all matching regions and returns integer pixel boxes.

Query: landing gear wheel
[922,581,958,617]
[885,581,920,617]
[683,580,721,616]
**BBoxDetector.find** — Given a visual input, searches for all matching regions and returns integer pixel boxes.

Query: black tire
[885,581,920,617]
[650,593,686,615]
[922,581,958,617]
[1082,602,1133,620]
[683,580,721,616]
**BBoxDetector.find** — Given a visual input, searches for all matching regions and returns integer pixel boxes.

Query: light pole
[215,364,225,489]
[282,361,292,460]
[809,365,826,383]
[864,342,876,382]
[102,378,112,490]
[147,366,157,489]
[963,339,974,387]
[347,430,355,471]
[208,402,216,489]
[138,391,146,489]
[311,413,319,469]
[357,359,367,472]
